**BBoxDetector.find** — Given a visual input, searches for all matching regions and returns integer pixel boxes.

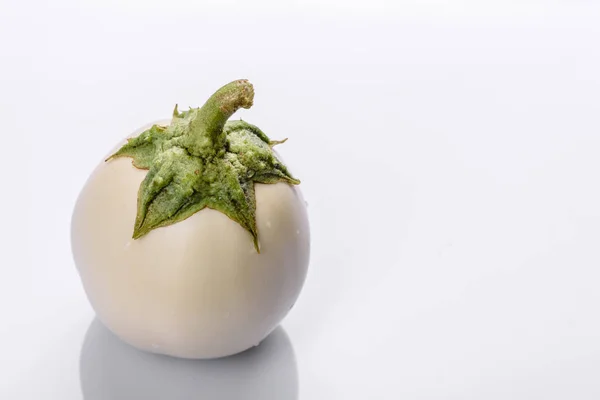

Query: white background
[2,0,600,398]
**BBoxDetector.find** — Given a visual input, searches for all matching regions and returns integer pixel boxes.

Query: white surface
[3,0,600,398]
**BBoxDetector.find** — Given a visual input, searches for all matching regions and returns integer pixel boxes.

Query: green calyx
[106,79,300,252]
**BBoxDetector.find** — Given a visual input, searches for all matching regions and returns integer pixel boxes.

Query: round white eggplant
[71,80,310,359]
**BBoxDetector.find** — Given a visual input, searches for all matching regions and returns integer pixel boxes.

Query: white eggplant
[71,80,310,359]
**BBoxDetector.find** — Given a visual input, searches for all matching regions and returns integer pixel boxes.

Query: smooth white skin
[71,121,310,359]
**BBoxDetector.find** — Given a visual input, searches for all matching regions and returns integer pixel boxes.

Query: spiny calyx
[107,79,299,252]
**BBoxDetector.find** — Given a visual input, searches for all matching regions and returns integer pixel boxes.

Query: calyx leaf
[107,80,299,252]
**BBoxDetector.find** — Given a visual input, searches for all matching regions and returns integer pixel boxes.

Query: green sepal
[106,80,299,252]
[106,125,167,169]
